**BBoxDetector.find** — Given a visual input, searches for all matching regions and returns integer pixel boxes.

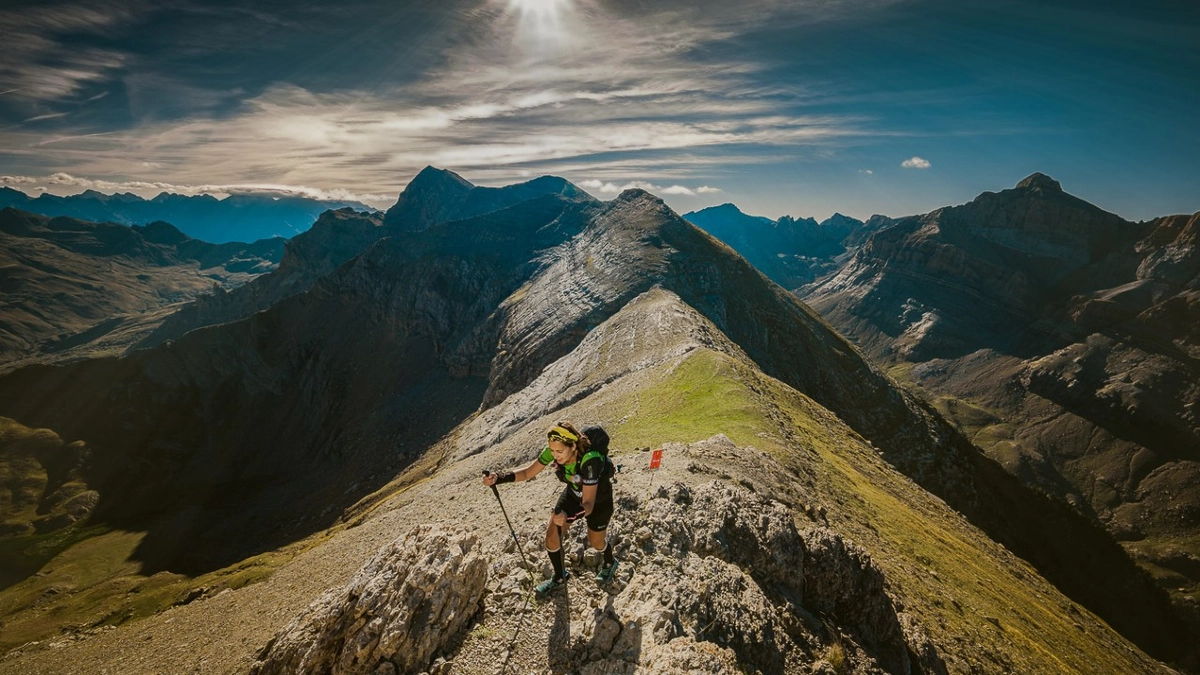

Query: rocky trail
[0,433,936,675]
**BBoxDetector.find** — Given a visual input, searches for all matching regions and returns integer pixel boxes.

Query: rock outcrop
[444,480,940,675]
[251,525,486,675]
[605,481,927,674]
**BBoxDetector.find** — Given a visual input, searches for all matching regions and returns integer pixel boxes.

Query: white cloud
[660,185,696,196]
[901,156,931,169]
[858,169,873,175]
[579,179,723,197]
[0,172,391,207]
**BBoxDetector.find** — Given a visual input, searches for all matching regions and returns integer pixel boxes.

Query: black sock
[547,547,565,580]
[602,541,614,566]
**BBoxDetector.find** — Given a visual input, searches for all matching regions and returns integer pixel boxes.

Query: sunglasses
[547,432,576,445]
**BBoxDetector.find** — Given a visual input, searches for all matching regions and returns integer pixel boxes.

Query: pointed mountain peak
[407,166,474,192]
[615,188,663,205]
[1015,172,1062,192]
[710,202,745,214]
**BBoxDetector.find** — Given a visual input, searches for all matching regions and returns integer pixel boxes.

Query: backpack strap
[581,449,606,466]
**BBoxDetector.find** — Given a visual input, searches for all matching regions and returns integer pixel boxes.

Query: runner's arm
[581,483,597,516]
[482,456,546,485]
[514,456,546,482]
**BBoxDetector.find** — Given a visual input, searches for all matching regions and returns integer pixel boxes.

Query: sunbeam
[505,0,576,54]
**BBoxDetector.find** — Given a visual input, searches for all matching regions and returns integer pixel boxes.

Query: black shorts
[554,484,614,532]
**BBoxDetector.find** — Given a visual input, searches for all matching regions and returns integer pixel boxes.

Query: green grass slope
[587,348,1168,674]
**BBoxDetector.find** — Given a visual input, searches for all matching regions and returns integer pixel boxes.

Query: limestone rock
[251,525,486,675]
[604,480,935,674]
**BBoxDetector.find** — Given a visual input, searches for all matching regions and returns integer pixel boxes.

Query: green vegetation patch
[602,349,775,452]
[762,380,1159,675]
[0,526,294,654]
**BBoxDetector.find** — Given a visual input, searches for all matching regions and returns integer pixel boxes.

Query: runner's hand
[483,472,497,486]
[551,510,566,526]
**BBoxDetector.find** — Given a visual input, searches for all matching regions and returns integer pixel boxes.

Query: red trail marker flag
[649,448,663,469]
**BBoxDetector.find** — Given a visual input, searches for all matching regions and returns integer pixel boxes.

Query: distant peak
[1015,173,1062,192]
[408,166,474,191]
[615,188,662,204]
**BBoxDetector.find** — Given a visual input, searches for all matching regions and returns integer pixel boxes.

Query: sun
[507,0,571,19]
[505,0,575,50]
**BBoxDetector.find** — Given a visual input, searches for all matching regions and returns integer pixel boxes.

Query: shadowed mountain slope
[803,173,1200,639]
[141,171,598,348]
[0,190,595,579]
[0,208,282,370]
[0,172,1189,667]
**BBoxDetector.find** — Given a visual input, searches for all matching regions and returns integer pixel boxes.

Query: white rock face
[250,525,486,675]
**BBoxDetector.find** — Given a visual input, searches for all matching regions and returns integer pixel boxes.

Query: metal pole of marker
[635,448,664,532]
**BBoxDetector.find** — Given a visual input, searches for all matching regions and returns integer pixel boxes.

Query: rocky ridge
[142,170,598,349]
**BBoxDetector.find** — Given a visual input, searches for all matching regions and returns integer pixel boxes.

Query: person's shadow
[546,586,573,673]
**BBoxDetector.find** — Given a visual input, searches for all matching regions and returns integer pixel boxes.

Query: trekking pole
[484,470,537,585]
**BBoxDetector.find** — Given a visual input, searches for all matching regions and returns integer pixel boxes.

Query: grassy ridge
[600,348,1162,674]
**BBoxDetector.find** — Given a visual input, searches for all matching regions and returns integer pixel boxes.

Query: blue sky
[0,0,1196,221]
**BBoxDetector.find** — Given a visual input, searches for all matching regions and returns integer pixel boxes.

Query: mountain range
[683,204,885,291]
[0,208,283,371]
[0,187,374,243]
[801,173,1199,631]
[0,168,1194,673]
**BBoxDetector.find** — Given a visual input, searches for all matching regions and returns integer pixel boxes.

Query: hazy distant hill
[683,203,884,290]
[0,208,283,369]
[0,187,374,243]
[0,171,1189,672]
[803,173,1200,631]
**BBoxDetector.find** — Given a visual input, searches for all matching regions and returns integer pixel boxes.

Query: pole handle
[483,469,500,497]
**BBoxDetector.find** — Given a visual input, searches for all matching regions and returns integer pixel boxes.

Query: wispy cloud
[0,1,887,204]
[902,156,931,169]
[23,112,70,123]
[0,2,143,102]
